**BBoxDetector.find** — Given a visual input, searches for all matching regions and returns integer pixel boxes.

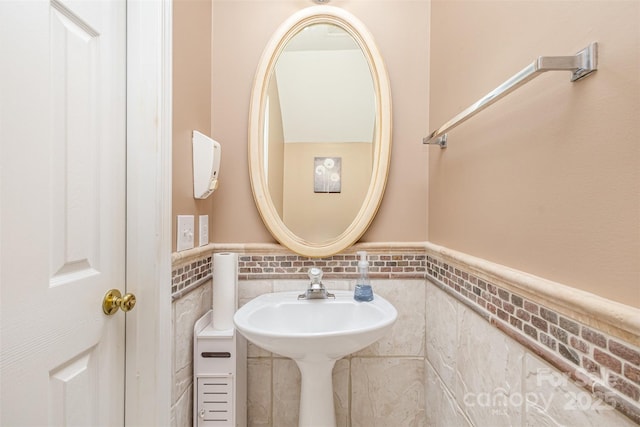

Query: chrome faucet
[298,267,335,300]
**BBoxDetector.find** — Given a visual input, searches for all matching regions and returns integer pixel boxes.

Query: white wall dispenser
[192,130,221,199]
[194,310,247,427]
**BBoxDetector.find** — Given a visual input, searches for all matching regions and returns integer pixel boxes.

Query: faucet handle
[308,267,323,285]
[298,267,332,299]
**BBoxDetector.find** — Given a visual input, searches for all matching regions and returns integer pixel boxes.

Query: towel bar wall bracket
[424,42,598,148]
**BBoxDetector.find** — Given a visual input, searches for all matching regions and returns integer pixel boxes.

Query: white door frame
[125,0,172,425]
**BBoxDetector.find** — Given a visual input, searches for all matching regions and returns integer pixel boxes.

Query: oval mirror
[248,6,391,257]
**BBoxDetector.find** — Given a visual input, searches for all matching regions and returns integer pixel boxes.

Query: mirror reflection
[263,23,376,243]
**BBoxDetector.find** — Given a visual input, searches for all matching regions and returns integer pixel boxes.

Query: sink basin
[233,290,397,361]
[234,290,397,427]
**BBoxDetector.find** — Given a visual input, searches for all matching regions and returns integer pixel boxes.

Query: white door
[0,0,127,425]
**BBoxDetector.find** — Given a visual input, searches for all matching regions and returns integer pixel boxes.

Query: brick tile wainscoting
[170,242,640,426]
[423,243,640,426]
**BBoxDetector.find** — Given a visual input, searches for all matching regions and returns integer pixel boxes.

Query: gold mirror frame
[248,6,392,258]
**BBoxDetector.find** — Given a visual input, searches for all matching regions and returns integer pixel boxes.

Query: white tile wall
[426,282,458,390]
[456,304,524,426]
[426,282,638,427]
[425,361,472,427]
[351,357,426,426]
[247,358,271,426]
[523,354,633,426]
[333,359,351,427]
[272,358,301,426]
[356,280,425,357]
[171,280,212,427]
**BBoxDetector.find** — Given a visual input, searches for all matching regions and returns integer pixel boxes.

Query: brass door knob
[102,289,136,315]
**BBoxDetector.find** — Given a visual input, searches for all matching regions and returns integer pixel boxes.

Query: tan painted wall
[172,0,213,250]
[172,0,637,306]
[283,143,372,242]
[207,0,430,245]
[428,0,640,307]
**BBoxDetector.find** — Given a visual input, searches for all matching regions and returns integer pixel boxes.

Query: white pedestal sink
[233,290,398,427]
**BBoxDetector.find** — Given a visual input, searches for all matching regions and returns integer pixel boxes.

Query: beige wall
[171,0,639,305]
[172,0,212,251]
[206,0,430,245]
[429,0,640,307]
[283,143,372,242]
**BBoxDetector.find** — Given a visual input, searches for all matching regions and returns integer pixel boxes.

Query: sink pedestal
[296,359,337,427]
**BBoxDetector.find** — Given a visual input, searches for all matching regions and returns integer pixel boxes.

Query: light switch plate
[177,215,194,251]
[198,215,209,247]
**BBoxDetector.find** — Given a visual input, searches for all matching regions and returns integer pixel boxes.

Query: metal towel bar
[424,42,598,148]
